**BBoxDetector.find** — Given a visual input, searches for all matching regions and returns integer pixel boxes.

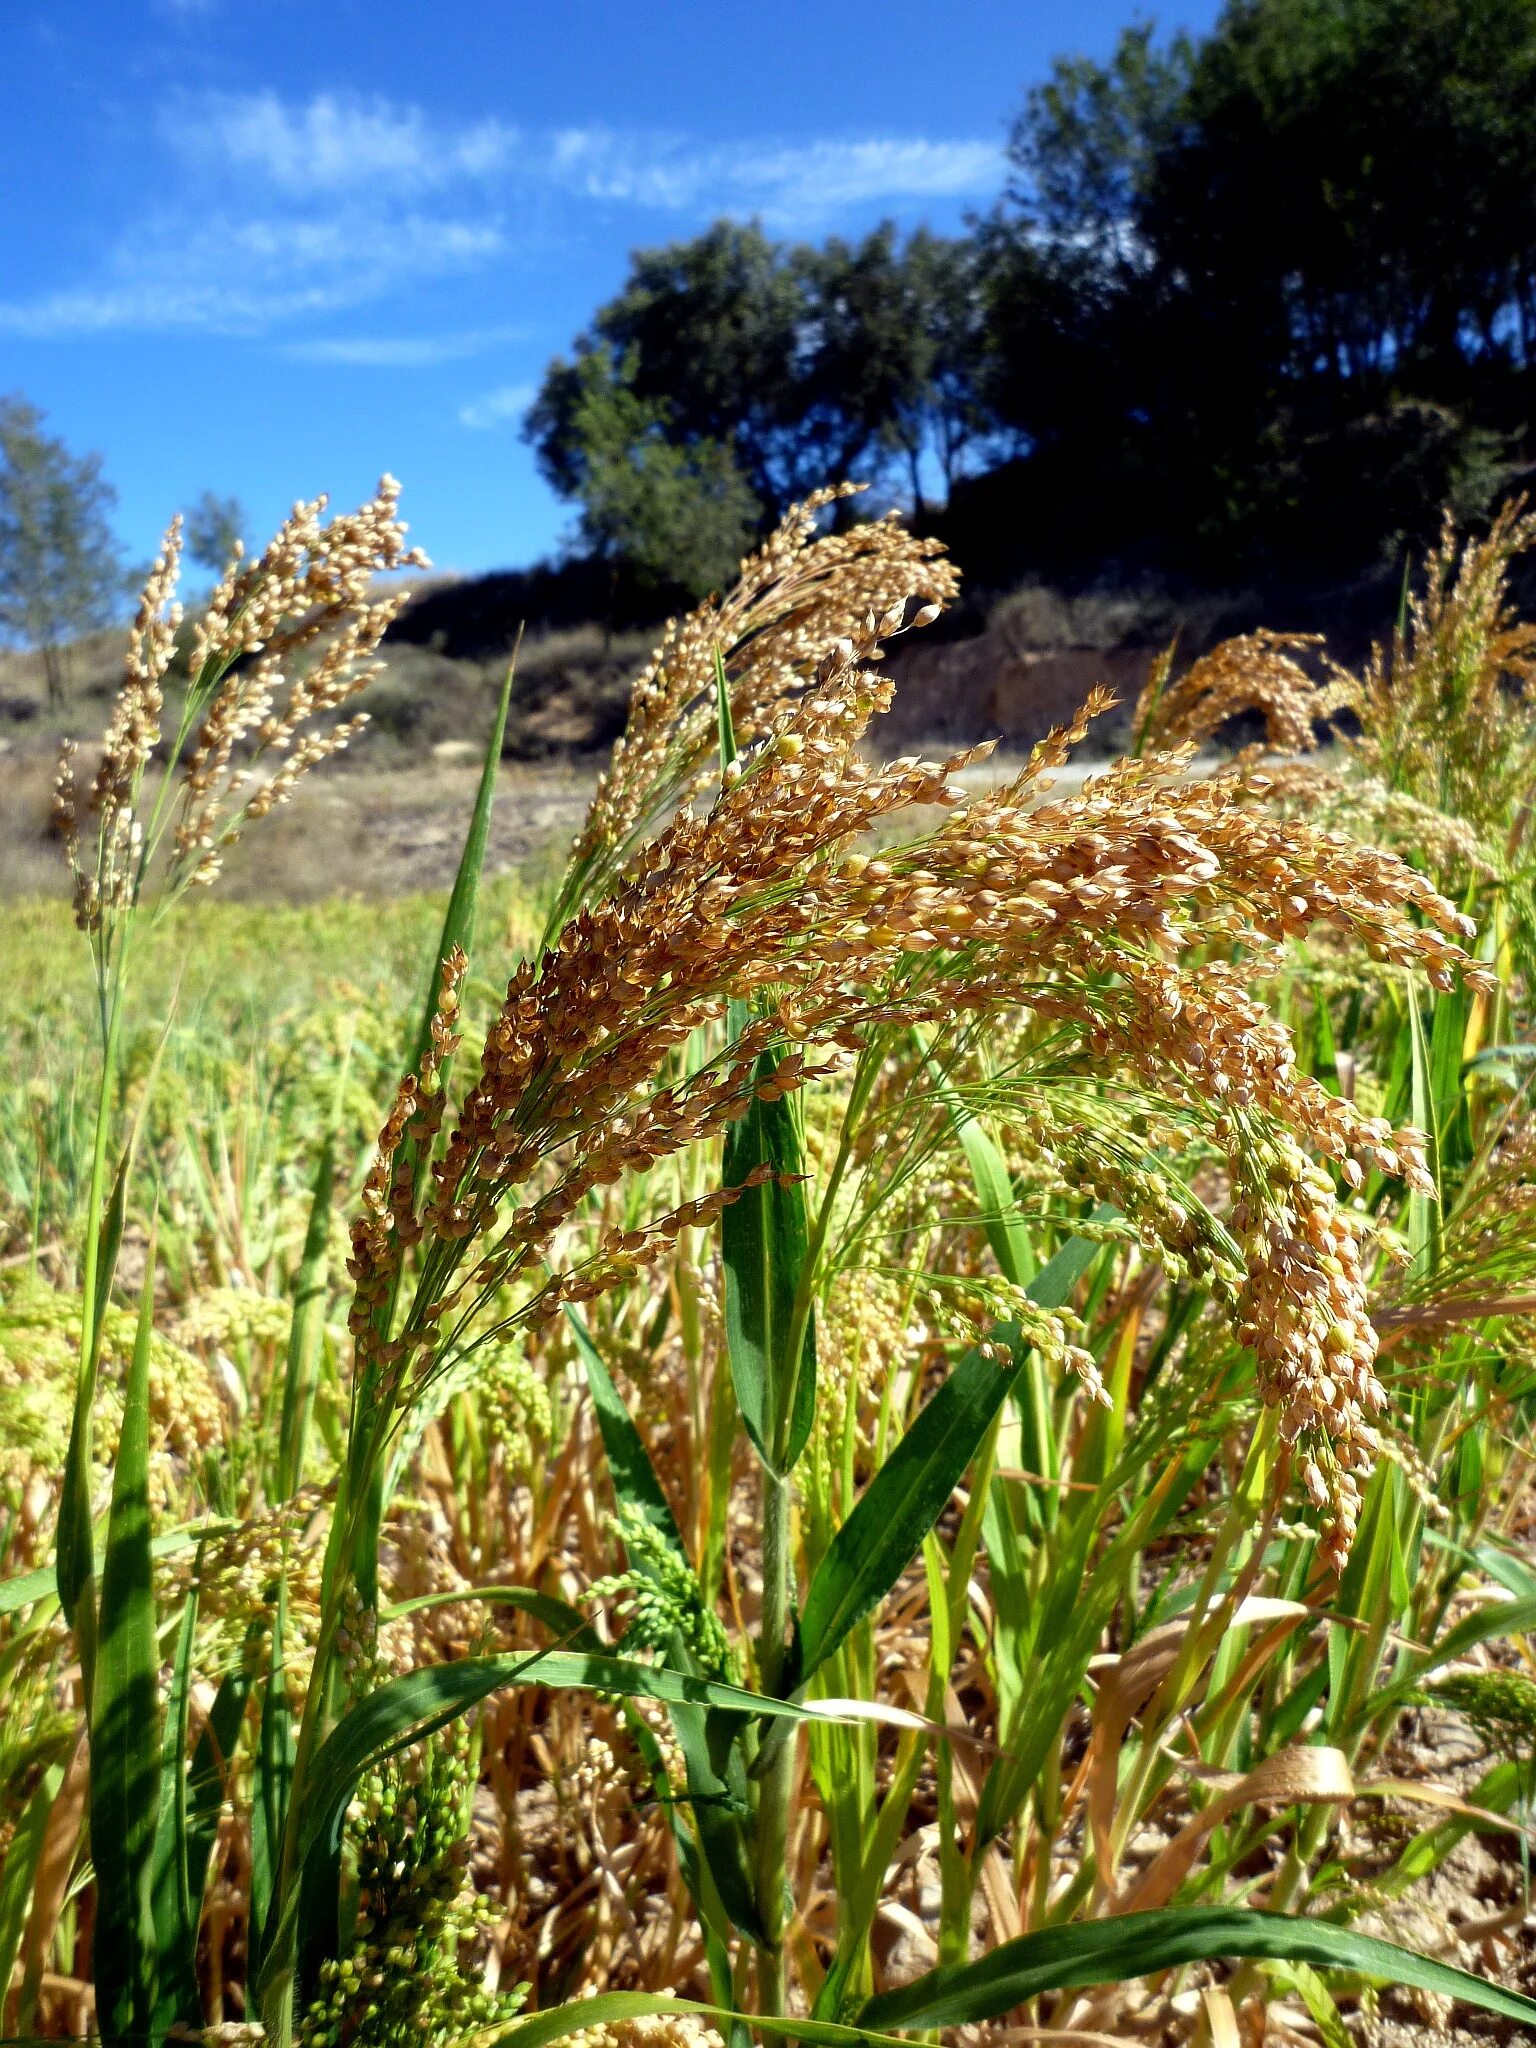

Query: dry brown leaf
[1086,1597,1314,1896]
[1200,1984,1242,2048]
[1117,1745,1354,1916]
[15,1725,89,2031]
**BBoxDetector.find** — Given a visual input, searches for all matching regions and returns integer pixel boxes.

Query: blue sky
[1,2,1222,576]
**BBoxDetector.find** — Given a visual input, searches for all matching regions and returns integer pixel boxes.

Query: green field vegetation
[3,483,1536,2048]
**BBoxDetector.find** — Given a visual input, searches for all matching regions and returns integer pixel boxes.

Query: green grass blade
[257,1647,816,2012]
[798,1330,1022,1684]
[384,1581,600,1640]
[504,1991,916,2048]
[1,1519,237,1619]
[797,1231,1102,1682]
[1424,1530,1536,1600]
[570,1311,767,1938]
[568,1314,767,1929]
[89,1241,162,2047]
[1270,1960,1353,2048]
[150,1570,202,2030]
[1311,986,1342,1094]
[353,645,520,1611]
[669,1699,766,1945]
[1358,1594,1536,1729]
[277,1133,335,1500]
[180,1663,251,1965]
[950,1107,1036,1288]
[920,1032,1035,1287]
[625,1717,742,1960]
[700,1348,738,1607]
[857,1905,1536,2030]
[1017,1223,1108,1312]
[721,1054,816,1477]
[408,643,519,1075]
[249,1581,297,1981]
[714,643,738,772]
[568,1308,690,1566]
[1406,981,1442,1275]
[1428,981,1472,1179]
[295,1651,808,1874]
[57,1145,128,1631]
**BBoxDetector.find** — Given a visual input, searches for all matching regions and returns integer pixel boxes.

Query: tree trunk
[906,444,927,523]
[42,639,66,709]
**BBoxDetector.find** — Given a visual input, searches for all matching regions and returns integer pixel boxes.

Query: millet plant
[2,482,1536,2046]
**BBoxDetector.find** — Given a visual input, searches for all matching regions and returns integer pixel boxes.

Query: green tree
[1142,0,1536,388]
[528,223,807,522]
[984,20,1198,462]
[528,220,985,541]
[894,231,996,506]
[0,395,124,705]
[185,490,247,576]
[984,0,1536,572]
[1004,20,1195,270]
[797,225,937,515]
[542,349,759,603]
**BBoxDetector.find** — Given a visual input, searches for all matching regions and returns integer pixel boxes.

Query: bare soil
[0,744,599,900]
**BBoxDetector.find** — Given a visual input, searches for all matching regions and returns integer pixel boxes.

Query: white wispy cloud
[0,89,999,339]
[171,91,1000,228]
[177,91,520,196]
[0,210,504,339]
[546,129,1001,226]
[458,382,537,431]
[284,326,524,367]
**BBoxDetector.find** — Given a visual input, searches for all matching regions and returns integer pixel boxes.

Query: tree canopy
[185,490,247,576]
[528,0,1536,591]
[525,220,992,550]
[0,395,124,704]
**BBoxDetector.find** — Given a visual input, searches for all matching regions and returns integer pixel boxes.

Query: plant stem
[754,1463,794,2016]
[59,952,129,1692]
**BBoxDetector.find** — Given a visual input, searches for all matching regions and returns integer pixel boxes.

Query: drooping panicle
[340,491,1488,1563]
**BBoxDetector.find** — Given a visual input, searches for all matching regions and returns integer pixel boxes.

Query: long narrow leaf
[858,1905,1536,2030]
[250,1582,297,1981]
[721,1057,816,1477]
[355,645,520,1609]
[176,1663,252,2014]
[149,1570,202,2031]
[408,645,519,1075]
[384,1581,600,1640]
[277,1133,335,1500]
[568,1309,689,1566]
[89,1245,162,2047]
[258,1647,812,2016]
[714,642,738,772]
[397,1544,761,1956]
[1406,982,1441,1274]
[1,1519,238,1620]
[57,1147,128,1629]
[920,1032,1035,1287]
[565,1310,763,1934]
[797,1230,1103,1681]
[505,1991,915,2048]
[295,1650,811,1884]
